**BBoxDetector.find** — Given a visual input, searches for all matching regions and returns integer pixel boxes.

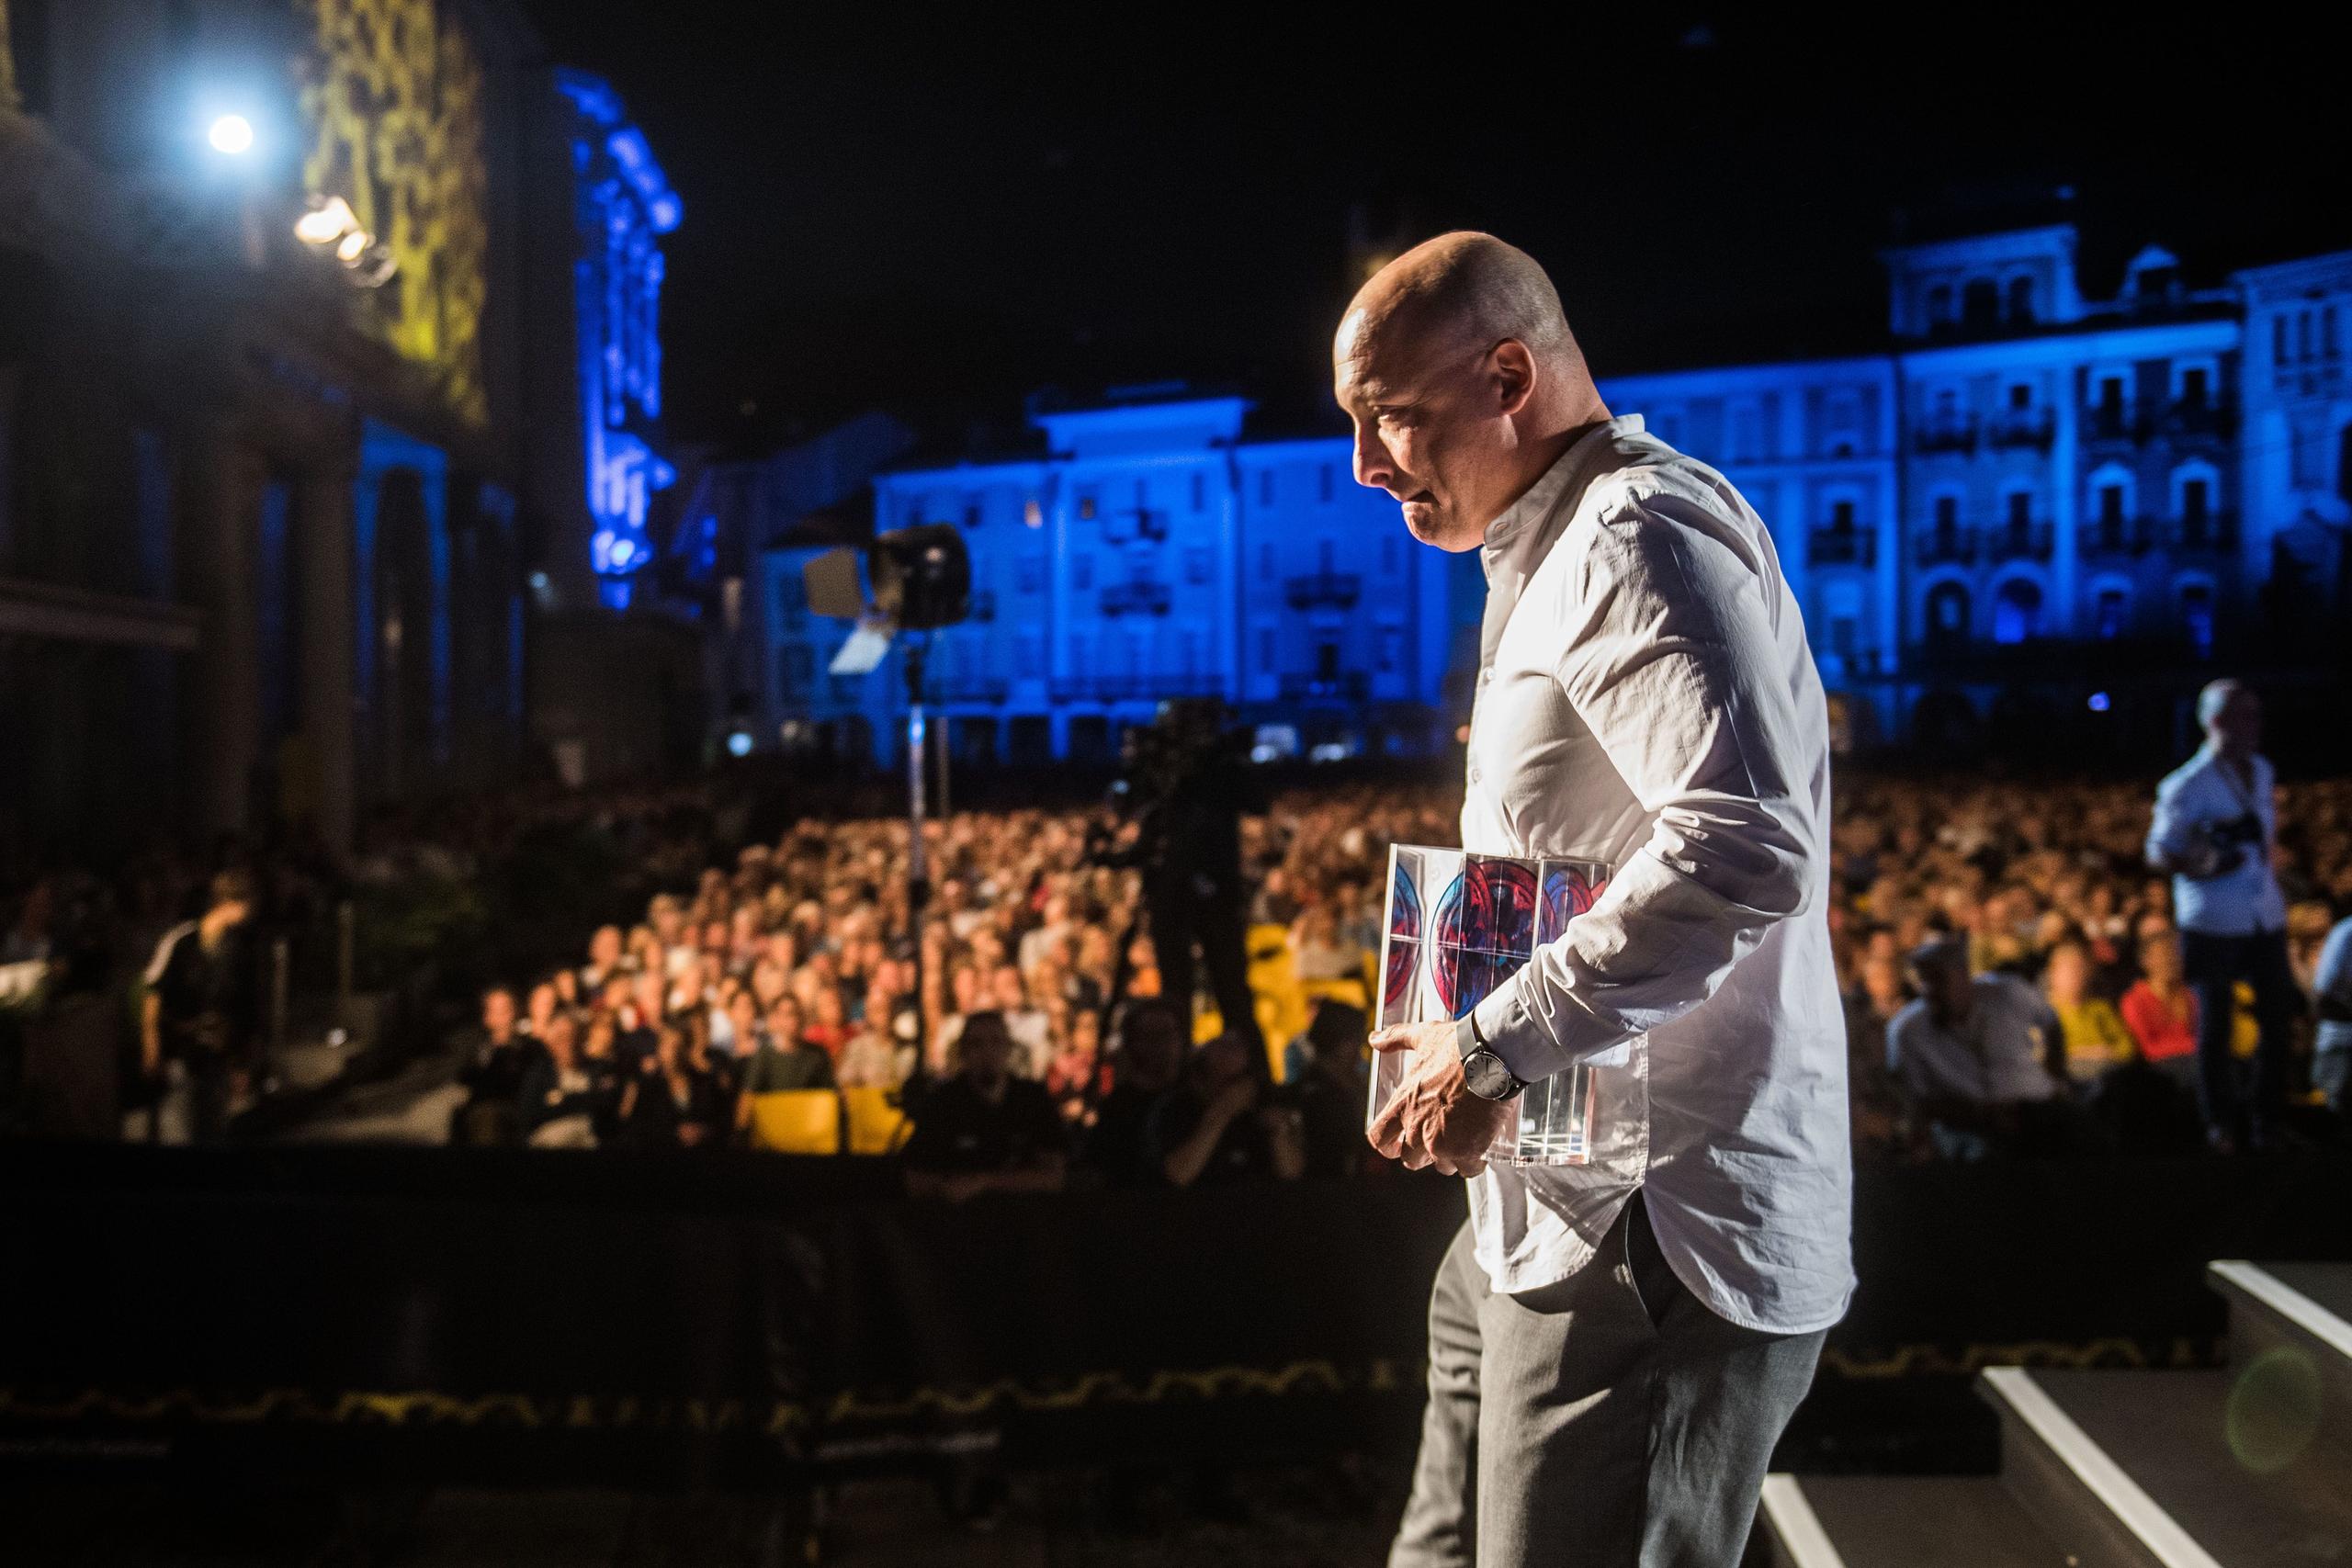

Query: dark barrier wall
[4,1145,2347,1486]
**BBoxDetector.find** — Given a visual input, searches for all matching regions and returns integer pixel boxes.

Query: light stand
[902,633,933,1066]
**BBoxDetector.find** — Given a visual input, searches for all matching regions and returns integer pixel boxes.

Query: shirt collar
[1478,414,1647,581]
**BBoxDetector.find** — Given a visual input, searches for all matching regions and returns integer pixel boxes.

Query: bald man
[1347,234,1850,1567]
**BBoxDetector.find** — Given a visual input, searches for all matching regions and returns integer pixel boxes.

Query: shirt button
[1468,765,1482,784]
[1477,668,1494,686]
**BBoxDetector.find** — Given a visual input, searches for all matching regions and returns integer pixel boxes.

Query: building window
[1991,579,2041,645]
[1927,285,1953,328]
[1259,469,1274,506]
[2005,276,2035,324]
[2180,583,2214,660]
[1185,546,1212,584]
[1828,615,1858,667]
[2007,491,2031,528]
[1071,552,1092,591]
[2095,376,2127,437]
[2275,316,2291,366]
[780,645,813,694]
[1315,642,1341,683]
[1926,581,1970,645]
[2338,423,2352,504]
[2180,477,2210,523]
[1829,499,1856,533]
[1191,471,1205,512]
[1259,626,1276,671]
[1933,494,1959,532]
[1962,278,1999,332]
[963,501,983,529]
[1017,554,1044,593]
[2095,587,2128,640]
[2179,366,2210,410]
[2009,382,2033,410]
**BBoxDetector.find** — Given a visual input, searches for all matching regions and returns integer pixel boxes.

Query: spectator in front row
[902,1011,1069,1202]
[2043,941,2134,1083]
[1082,1005,1184,1187]
[1887,935,2077,1160]
[619,1020,730,1148]
[2313,910,2352,1116]
[518,1010,600,1147]
[452,985,537,1145]
[2120,924,2199,1096]
[1148,1031,1305,1189]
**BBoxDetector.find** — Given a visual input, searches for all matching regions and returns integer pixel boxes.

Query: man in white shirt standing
[2144,679,2300,1152]
[1344,232,1850,1567]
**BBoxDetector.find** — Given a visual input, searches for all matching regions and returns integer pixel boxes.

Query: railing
[2164,510,2240,552]
[2079,517,2154,558]
[1984,521,2053,562]
[1985,407,2055,451]
[1277,671,1369,702]
[1100,580,1172,616]
[2083,405,2143,444]
[1915,526,1978,568]
[2159,398,2238,439]
[1806,528,1877,567]
[1046,674,1225,704]
[1912,417,1979,455]
[1284,571,1363,610]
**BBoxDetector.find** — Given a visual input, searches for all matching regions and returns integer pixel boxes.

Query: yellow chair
[747,1089,842,1155]
[1301,976,1369,1012]
[841,1086,910,1156]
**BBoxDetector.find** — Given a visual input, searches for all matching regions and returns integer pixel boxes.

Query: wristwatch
[1455,1010,1527,1101]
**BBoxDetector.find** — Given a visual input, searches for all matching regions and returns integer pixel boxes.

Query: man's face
[482,990,516,1036]
[2208,687,2262,753]
[1333,311,1523,554]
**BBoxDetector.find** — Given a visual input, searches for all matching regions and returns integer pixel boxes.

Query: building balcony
[1912,416,1979,456]
[1806,527,1877,567]
[1047,674,1224,704]
[2079,516,2155,558]
[2082,406,2146,446]
[1914,526,1978,568]
[1284,571,1363,610]
[1277,671,1370,702]
[1984,407,2055,451]
[1100,579,1172,616]
[2164,510,2240,553]
[2158,398,2239,440]
[1984,520,2053,562]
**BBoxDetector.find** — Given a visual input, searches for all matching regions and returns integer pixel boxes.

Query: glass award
[1369,845,1613,1167]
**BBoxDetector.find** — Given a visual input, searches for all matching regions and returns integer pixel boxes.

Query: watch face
[1466,1048,1516,1100]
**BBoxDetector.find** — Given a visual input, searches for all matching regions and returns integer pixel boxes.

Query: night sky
[523,6,2346,453]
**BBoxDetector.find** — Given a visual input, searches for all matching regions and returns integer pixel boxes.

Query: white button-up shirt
[2145,744,2288,936]
[1457,415,1853,1335]
[1885,975,2064,1106]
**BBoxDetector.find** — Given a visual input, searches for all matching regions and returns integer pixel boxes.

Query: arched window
[2094,584,2130,640]
[1991,579,2041,645]
[2006,276,2036,324]
[1925,581,1971,648]
[1962,278,2000,332]
[2179,582,2215,660]
[1927,285,1954,330]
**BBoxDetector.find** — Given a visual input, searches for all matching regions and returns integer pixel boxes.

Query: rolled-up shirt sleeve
[1472,498,1820,1083]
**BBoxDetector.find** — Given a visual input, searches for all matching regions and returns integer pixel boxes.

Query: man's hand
[1366,1021,1510,1179]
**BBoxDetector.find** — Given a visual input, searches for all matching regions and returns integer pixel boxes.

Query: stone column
[299,458,359,862]
[184,426,264,844]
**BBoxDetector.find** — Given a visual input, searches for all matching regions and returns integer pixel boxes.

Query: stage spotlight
[208,114,255,155]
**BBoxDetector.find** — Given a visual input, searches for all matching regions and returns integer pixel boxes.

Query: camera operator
[2146,680,2301,1152]
[1100,700,1265,1068]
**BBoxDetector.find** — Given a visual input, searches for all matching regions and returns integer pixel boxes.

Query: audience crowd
[7,768,2352,1175]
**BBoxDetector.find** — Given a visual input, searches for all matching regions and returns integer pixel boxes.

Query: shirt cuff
[1472,974,1570,1085]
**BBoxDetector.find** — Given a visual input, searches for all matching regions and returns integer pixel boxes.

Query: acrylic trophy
[1369,846,1612,1167]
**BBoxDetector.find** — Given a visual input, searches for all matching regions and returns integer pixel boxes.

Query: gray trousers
[1390,1195,1826,1568]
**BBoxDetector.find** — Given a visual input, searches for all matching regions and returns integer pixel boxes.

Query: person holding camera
[2145,680,2300,1153]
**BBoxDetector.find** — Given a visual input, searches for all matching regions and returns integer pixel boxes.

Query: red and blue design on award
[1372,845,1611,1167]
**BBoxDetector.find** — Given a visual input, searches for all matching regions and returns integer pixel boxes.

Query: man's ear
[1491,339,1537,418]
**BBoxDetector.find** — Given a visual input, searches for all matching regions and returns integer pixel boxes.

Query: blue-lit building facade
[761,394,1470,766]
[756,222,2350,765]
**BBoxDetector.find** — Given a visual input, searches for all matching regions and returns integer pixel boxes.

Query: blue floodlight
[208,113,255,155]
